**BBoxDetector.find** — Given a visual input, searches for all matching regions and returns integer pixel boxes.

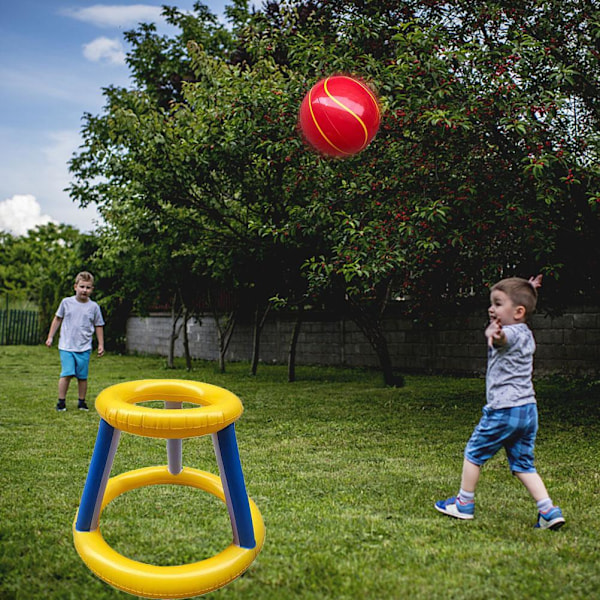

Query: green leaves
[66,0,600,325]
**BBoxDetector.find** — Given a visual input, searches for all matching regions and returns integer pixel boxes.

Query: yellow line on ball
[323,76,369,149]
[308,85,350,155]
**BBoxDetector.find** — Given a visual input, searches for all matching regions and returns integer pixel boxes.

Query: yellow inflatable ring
[95,379,243,438]
[73,466,265,599]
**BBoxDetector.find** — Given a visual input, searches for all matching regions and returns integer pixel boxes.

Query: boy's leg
[460,457,481,494]
[73,351,91,410]
[58,376,72,399]
[77,379,89,410]
[514,471,549,502]
[57,376,72,409]
[434,458,479,519]
[515,471,565,529]
[435,407,504,520]
[506,404,565,530]
[57,350,76,410]
[77,378,88,401]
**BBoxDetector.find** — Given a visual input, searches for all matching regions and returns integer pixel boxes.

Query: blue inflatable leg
[212,424,256,549]
[75,419,121,532]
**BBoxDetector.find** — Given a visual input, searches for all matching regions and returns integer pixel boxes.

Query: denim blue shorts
[464,403,538,473]
[59,350,91,380]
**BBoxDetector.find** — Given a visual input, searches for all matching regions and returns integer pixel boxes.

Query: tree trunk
[216,312,236,373]
[346,297,404,387]
[206,289,237,374]
[288,306,304,383]
[369,327,403,387]
[250,302,271,376]
[182,307,192,371]
[168,298,184,369]
[218,336,226,373]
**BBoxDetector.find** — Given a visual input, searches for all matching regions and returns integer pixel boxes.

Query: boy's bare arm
[96,325,105,357]
[45,316,63,347]
[485,318,506,348]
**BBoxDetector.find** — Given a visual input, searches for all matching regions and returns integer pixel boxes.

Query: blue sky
[0,0,231,235]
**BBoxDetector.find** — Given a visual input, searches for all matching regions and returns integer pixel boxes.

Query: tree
[69,10,324,375]
[227,0,600,382]
[69,1,600,385]
[123,1,236,107]
[0,224,98,331]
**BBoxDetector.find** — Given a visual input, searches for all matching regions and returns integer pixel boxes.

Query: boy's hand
[98,345,105,358]
[529,274,543,289]
[45,336,53,347]
[485,318,503,348]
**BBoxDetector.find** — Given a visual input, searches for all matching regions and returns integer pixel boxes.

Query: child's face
[488,290,524,325]
[74,280,94,302]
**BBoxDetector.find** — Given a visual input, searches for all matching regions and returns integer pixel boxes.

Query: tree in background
[237,0,600,381]
[69,4,327,377]
[0,224,99,334]
[68,1,600,383]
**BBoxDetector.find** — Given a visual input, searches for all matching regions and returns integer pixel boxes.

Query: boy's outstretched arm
[485,317,506,348]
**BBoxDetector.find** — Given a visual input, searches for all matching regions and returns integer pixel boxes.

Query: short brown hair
[492,277,538,319]
[75,271,94,285]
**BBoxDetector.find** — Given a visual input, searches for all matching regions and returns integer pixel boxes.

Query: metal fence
[0,310,41,345]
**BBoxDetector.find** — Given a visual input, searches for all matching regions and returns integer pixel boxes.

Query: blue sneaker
[535,506,565,530]
[435,496,474,520]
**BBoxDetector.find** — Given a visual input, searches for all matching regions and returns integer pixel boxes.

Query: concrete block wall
[126,307,600,377]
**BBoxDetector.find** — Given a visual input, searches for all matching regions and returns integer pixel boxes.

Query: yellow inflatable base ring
[73,466,265,599]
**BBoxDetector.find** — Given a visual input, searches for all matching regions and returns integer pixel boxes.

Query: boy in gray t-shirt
[46,271,104,412]
[435,275,565,530]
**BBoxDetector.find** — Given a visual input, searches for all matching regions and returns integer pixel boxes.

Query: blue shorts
[59,350,92,380]
[464,403,538,473]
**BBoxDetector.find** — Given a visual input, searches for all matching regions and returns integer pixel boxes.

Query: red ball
[299,75,381,158]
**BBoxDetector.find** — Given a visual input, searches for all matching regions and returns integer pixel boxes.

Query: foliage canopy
[63,0,600,379]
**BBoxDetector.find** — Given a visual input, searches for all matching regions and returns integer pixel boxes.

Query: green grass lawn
[1,346,599,599]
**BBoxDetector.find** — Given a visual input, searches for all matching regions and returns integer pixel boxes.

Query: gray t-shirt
[56,296,105,352]
[485,323,536,409]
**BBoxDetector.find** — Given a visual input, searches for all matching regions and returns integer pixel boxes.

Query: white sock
[537,497,553,513]
[458,488,475,504]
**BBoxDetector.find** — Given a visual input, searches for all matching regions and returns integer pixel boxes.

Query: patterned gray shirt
[485,323,536,409]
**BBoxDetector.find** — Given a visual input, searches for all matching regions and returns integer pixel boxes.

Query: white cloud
[62,4,164,28]
[0,127,102,234]
[0,195,56,236]
[83,37,126,65]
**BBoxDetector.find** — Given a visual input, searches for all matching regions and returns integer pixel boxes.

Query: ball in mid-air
[298,75,381,158]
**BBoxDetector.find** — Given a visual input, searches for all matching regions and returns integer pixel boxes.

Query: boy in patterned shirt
[435,275,565,530]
